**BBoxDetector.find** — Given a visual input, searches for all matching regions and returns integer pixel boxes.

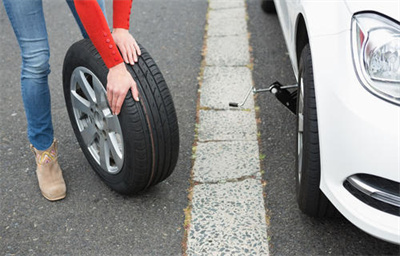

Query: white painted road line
[185,0,269,255]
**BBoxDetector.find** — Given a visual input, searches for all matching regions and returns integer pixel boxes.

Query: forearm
[113,0,133,29]
[74,0,124,68]
[74,0,139,115]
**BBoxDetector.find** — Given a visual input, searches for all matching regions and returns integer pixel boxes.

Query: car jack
[229,81,298,114]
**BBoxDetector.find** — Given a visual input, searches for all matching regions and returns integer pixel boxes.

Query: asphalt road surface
[0,0,206,254]
[247,0,400,255]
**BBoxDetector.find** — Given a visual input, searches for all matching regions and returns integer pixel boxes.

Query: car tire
[261,0,276,14]
[62,39,179,194]
[296,44,337,217]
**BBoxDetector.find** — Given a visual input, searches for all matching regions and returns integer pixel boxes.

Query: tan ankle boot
[31,139,66,201]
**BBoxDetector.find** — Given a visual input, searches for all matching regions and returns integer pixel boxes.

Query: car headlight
[352,13,400,105]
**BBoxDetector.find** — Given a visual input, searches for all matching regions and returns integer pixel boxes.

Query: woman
[3,0,141,201]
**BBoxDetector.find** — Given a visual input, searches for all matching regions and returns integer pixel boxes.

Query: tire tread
[296,45,338,218]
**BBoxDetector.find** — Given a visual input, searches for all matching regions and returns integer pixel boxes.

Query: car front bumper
[310,30,400,244]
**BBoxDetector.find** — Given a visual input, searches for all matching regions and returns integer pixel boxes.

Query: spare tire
[62,39,179,194]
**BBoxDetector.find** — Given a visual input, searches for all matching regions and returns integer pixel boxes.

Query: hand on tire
[107,62,140,115]
[112,28,141,65]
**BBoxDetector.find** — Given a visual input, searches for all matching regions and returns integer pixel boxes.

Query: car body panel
[274,0,352,76]
[345,1,400,22]
[272,0,400,244]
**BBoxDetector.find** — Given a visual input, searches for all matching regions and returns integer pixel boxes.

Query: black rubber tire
[62,39,179,194]
[261,0,276,14]
[296,45,337,217]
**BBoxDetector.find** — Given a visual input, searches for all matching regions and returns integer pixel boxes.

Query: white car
[262,0,400,244]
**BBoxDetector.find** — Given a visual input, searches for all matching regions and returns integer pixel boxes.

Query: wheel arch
[295,14,309,66]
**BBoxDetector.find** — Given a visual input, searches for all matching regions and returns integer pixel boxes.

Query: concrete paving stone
[208,8,247,37]
[193,141,260,182]
[206,34,250,66]
[209,0,245,10]
[186,179,269,256]
[198,110,257,141]
[200,66,254,109]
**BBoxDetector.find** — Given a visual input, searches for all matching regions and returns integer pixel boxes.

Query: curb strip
[184,0,269,255]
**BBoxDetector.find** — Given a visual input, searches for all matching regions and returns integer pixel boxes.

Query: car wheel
[296,44,337,217]
[62,39,179,194]
[261,0,276,14]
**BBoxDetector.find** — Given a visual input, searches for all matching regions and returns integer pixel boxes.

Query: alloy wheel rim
[70,67,124,174]
[297,76,304,182]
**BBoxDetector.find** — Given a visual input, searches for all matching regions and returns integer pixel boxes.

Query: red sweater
[74,0,133,68]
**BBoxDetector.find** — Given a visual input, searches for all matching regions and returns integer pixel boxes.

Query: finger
[130,44,138,63]
[126,45,134,65]
[112,92,119,115]
[120,47,129,64]
[107,87,113,110]
[134,41,141,56]
[115,94,125,115]
[131,82,140,102]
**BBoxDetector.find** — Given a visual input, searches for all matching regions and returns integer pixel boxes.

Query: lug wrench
[229,81,298,113]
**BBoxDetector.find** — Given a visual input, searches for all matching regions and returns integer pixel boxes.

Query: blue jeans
[3,0,106,150]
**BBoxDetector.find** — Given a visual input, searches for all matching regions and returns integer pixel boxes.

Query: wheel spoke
[298,135,303,156]
[107,133,124,169]
[75,70,96,104]
[93,78,108,108]
[71,91,92,116]
[298,79,304,133]
[99,135,110,171]
[298,113,304,133]
[81,123,97,146]
[105,115,120,133]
